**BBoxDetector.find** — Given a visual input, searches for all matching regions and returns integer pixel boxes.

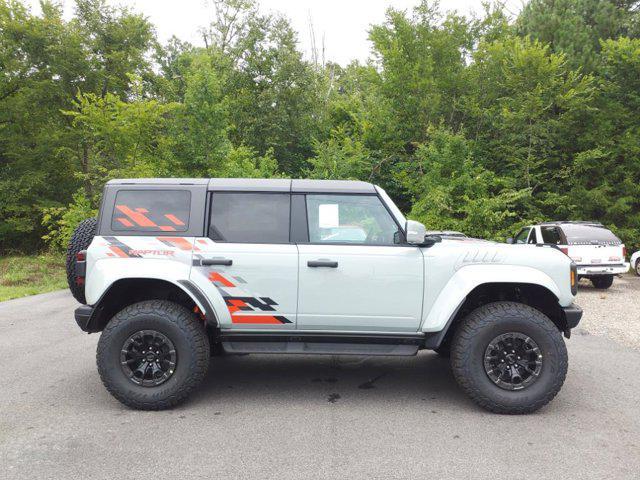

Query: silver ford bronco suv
[68,178,582,413]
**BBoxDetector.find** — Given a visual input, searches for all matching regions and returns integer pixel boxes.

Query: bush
[41,192,97,252]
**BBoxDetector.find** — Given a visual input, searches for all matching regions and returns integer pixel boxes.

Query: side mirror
[421,235,442,247]
[405,220,427,245]
[506,237,514,244]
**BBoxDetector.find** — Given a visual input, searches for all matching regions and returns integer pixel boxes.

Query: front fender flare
[420,264,561,333]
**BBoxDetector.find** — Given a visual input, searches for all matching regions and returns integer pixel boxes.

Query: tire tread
[65,217,97,304]
[450,301,568,414]
[96,300,210,410]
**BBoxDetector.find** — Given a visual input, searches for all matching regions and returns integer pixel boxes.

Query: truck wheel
[591,275,614,289]
[450,301,567,414]
[97,300,210,410]
[635,260,640,277]
[66,217,97,304]
[434,344,451,358]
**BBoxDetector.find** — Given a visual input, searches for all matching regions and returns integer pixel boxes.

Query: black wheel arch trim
[561,303,582,331]
[425,284,581,348]
[73,278,217,333]
[177,279,218,327]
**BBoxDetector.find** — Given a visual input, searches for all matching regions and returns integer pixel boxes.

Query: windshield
[376,187,406,226]
[561,224,621,245]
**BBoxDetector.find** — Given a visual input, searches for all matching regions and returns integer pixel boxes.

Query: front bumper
[562,303,583,330]
[577,262,629,276]
[74,305,94,332]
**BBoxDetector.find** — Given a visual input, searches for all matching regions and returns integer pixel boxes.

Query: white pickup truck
[67,178,582,414]
[509,221,629,289]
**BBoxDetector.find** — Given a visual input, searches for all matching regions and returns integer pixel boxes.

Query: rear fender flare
[85,258,228,327]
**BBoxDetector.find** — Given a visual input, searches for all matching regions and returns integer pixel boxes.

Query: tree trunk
[81,142,93,200]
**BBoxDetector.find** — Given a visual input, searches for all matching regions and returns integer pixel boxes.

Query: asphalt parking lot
[1,285,639,480]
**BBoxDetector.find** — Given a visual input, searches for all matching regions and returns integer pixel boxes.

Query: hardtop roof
[107,178,376,194]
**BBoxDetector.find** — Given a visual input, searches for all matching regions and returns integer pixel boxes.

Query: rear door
[190,191,298,330]
[296,193,424,332]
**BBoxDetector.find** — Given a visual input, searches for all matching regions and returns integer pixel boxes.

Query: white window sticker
[318,204,339,228]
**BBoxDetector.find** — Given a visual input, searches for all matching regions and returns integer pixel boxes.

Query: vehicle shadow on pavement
[190,351,476,411]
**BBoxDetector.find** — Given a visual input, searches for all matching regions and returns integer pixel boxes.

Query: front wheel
[450,301,568,414]
[97,300,210,410]
[591,275,614,289]
[635,260,640,277]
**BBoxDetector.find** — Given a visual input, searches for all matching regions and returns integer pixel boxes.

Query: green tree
[401,126,529,239]
[518,0,640,72]
[369,1,474,144]
[0,0,157,251]
[463,36,594,220]
[568,37,640,248]
[202,0,326,173]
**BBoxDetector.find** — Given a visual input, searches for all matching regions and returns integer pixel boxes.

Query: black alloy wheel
[483,332,542,391]
[97,300,210,410]
[120,330,177,387]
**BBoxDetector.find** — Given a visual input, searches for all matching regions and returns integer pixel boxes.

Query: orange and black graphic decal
[208,271,291,324]
[115,205,184,232]
[103,236,141,258]
[111,190,191,233]
[156,237,200,251]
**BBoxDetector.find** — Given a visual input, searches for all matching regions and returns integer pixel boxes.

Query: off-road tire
[591,275,614,289]
[97,300,210,410]
[434,344,451,358]
[450,301,568,414]
[66,217,97,304]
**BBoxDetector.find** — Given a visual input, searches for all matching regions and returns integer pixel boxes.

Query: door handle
[307,260,338,268]
[201,258,233,266]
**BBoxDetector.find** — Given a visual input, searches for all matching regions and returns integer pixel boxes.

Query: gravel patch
[574,273,640,350]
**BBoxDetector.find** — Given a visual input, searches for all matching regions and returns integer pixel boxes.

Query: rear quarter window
[111,190,191,232]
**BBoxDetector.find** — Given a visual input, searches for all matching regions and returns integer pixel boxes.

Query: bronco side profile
[68,178,582,413]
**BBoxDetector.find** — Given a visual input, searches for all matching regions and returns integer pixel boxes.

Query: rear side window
[111,190,191,232]
[541,226,562,245]
[209,193,290,243]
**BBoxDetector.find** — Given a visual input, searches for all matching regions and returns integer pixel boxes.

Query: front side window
[209,193,290,243]
[111,190,191,232]
[514,228,530,244]
[306,194,400,245]
[528,229,538,244]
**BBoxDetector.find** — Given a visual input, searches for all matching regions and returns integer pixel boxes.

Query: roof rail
[539,220,604,226]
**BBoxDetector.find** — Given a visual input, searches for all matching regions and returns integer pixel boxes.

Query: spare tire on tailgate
[66,217,97,304]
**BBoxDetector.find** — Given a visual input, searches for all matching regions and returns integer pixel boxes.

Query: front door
[297,194,424,332]
[190,192,298,329]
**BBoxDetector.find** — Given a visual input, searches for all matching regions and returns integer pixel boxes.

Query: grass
[0,253,67,302]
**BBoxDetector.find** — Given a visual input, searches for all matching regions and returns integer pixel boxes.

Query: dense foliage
[1,0,640,251]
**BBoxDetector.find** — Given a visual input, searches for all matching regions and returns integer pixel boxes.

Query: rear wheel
[97,300,210,410]
[450,301,567,414]
[66,217,97,304]
[591,275,614,289]
[635,260,640,276]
